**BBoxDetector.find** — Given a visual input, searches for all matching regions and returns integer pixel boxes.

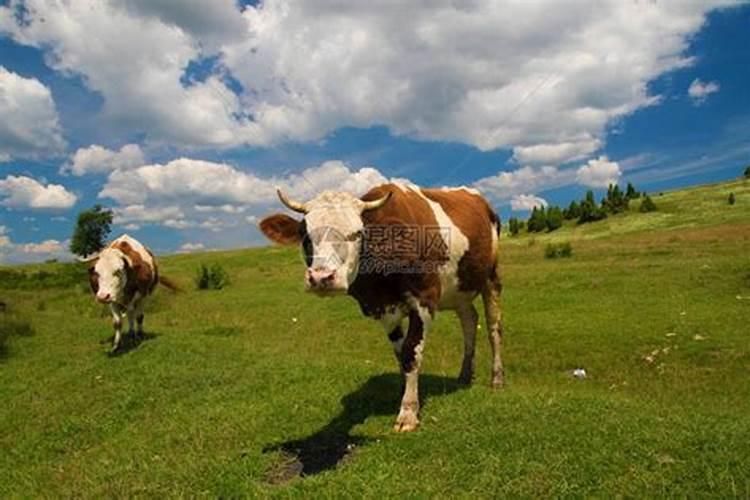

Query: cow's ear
[259,214,303,245]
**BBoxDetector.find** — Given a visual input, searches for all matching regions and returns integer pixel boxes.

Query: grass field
[1,178,749,497]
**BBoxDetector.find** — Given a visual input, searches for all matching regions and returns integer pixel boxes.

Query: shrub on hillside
[195,264,229,290]
[603,184,630,214]
[544,242,573,259]
[728,193,736,205]
[744,166,750,178]
[625,182,640,199]
[563,200,581,220]
[0,264,87,290]
[639,195,657,213]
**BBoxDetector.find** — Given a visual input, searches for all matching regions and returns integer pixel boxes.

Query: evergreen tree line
[508,182,657,236]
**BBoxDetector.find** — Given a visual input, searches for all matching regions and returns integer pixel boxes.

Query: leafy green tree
[625,182,640,199]
[639,195,657,213]
[69,205,114,258]
[546,206,564,232]
[728,193,736,205]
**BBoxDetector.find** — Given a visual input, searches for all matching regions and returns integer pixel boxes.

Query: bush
[728,193,736,205]
[563,200,581,220]
[603,184,630,214]
[744,166,750,179]
[639,195,657,213]
[545,242,573,259]
[546,206,564,232]
[195,264,229,290]
[0,313,34,355]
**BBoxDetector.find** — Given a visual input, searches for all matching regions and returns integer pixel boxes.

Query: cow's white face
[259,189,391,295]
[90,250,127,304]
[302,192,366,294]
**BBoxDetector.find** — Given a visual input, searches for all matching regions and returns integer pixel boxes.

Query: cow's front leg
[395,304,431,432]
[110,303,125,353]
[381,307,406,372]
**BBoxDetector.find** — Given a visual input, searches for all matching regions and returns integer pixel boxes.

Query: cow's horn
[77,252,100,263]
[277,189,307,214]
[361,192,392,212]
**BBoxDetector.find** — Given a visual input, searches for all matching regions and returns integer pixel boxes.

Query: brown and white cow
[260,183,504,432]
[84,234,175,352]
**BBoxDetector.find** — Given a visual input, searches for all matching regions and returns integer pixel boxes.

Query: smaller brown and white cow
[83,234,176,352]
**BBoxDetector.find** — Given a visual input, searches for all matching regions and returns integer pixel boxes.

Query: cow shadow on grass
[263,372,463,481]
[101,331,158,357]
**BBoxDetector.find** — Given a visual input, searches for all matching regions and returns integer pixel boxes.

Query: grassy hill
[1,178,749,497]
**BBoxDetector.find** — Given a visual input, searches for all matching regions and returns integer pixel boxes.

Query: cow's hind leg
[482,268,504,388]
[134,299,145,341]
[456,303,478,385]
[395,304,431,432]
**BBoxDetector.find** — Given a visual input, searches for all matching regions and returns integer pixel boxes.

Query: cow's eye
[344,230,363,242]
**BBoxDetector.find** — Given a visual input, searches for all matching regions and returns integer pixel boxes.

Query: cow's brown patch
[349,183,447,316]
[421,188,500,293]
[110,239,156,301]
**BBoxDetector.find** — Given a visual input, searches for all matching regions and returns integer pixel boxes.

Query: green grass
[1,179,749,497]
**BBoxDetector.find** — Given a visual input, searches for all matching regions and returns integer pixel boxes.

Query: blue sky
[0,1,748,262]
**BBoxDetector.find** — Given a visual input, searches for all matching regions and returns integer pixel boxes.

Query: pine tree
[527,206,548,233]
[744,166,750,179]
[508,217,521,236]
[546,206,564,232]
[625,182,639,199]
[564,200,581,220]
[578,190,607,224]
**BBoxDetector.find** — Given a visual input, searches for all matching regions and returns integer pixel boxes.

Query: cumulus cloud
[0,175,77,209]
[0,1,733,161]
[511,194,548,211]
[0,230,71,264]
[99,159,394,230]
[178,242,206,253]
[688,78,720,104]
[0,66,65,161]
[64,144,145,176]
[473,166,572,202]
[576,156,622,188]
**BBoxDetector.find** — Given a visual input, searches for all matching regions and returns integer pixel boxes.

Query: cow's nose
[307,267,336,287]
[96,293,111,303]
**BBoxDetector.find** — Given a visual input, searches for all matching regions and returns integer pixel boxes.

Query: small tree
[563,200,581,220]
[546,206,564,232]
[508,217,521,236]
[625,182,640,199]
[603,183,629,214]
[578,190,607,224]
[69,205,113,257]
[527,206,547,233]
[639,195,657,213]
[728,193,736,205]
[744,166,750,178]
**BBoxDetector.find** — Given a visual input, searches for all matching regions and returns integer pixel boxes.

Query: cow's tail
[158,275,181,292]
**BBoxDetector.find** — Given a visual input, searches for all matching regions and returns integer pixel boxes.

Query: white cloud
[0,1,733,161]
[688,78,720,104]
[98,158,394,230]
[178,242,205,253]
[576,156,622,188]
[512,138,601,166]
[0,66,65,161]
[0,175,77,209]
[64,144,145,176]
[473,165,572,202]
[511,194,548,211]
[0,233,71,264]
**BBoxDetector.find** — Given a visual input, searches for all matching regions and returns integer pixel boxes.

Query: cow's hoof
[393,410,419,432]
[457,371,474,385]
